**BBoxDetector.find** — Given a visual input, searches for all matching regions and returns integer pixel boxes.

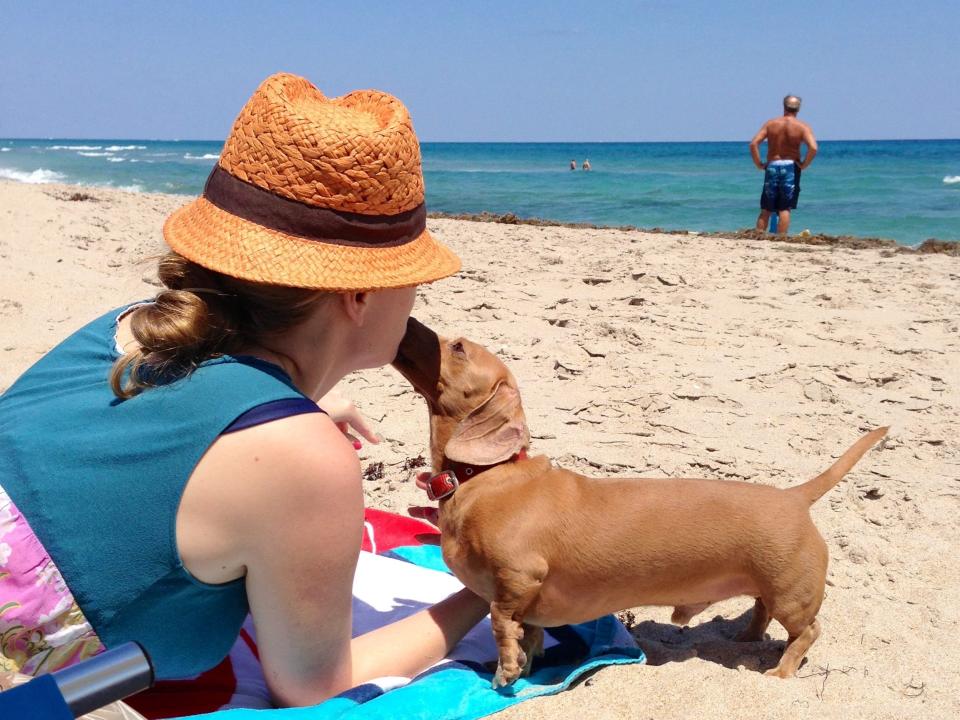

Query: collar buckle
[426,470,460,501]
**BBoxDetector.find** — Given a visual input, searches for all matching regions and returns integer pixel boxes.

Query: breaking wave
[0,167,66,183]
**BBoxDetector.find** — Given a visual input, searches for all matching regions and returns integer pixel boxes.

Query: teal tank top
[0,304,310,678]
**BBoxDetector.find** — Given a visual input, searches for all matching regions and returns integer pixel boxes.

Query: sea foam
[78,151,114,157]
[943,175,960,184]
[49,145,101,151]
[0,167,67,183]
[184,153,220,160]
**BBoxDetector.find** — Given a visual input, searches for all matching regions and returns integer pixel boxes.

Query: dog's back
[440,456,831,626]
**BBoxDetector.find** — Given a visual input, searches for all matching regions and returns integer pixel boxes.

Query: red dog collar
[426,470,460,501]
[424,448,528,501]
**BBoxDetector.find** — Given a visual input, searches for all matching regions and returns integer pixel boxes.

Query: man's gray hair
[783,95,802,111]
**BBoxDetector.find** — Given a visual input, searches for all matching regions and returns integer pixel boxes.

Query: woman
[0,73,489,707]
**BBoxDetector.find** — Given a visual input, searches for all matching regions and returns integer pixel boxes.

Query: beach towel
[126,509,644,720]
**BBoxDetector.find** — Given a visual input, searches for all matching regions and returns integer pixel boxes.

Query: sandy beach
[1,179,958,719]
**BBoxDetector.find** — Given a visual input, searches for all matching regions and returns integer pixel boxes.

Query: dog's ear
[444,382,529,466]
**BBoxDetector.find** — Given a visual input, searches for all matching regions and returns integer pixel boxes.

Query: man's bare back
[750,115,817,170]
[764,115,811,163]
[750,96,818,234]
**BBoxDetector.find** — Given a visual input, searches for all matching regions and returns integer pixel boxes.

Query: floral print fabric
[0,484,104,675]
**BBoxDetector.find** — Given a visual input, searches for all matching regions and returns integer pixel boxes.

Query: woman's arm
[210,413,487,707]
[349,587,489,684]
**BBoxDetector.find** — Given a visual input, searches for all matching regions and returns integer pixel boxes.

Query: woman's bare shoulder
[177,412,363,583]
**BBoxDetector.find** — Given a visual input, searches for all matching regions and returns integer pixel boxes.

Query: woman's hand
[316,389,379,449]
[408,471,441,542]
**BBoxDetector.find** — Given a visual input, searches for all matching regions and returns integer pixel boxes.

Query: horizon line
[2,136,959,145]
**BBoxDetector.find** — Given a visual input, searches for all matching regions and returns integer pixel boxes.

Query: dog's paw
[492,661,521,689]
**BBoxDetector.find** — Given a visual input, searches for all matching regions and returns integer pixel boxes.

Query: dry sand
[1,179,958,719]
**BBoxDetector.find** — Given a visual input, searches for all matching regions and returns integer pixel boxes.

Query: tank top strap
[222,397,325,434]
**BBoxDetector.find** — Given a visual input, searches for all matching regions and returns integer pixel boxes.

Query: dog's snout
[391,316,442,398]
[394,317,434,363]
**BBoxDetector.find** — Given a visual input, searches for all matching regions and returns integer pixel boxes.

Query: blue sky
[2,1,957,141]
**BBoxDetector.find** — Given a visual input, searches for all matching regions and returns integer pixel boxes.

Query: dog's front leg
[490,603,524,688]
[518,623,544,677]
[489,566,545,688]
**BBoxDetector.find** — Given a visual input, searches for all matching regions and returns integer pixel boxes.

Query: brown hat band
[202,165,426,248]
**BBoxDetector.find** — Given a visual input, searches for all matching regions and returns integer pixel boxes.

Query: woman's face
[357,285,418,368]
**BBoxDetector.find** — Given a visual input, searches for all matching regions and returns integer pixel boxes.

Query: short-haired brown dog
[392,317,888,687]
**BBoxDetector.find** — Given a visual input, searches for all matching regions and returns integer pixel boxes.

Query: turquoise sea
[1,139,958,247]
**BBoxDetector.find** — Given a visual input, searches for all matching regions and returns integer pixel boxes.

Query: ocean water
[1,138,958,246]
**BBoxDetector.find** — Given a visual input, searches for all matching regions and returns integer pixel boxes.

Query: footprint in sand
[0,299,24,315]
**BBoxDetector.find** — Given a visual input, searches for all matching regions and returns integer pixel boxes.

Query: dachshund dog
[392,317,887,686]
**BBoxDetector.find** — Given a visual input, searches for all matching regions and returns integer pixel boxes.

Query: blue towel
[178,545,644,720]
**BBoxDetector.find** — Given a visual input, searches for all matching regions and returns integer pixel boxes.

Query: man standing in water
[750,95,818,235]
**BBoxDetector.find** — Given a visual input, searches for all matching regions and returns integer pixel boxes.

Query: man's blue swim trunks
[760,159,801,211]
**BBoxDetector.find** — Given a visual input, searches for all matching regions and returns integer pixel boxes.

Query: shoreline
[1,178,956,252]
[427,210,960,255]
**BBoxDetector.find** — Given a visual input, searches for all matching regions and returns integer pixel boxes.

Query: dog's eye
[450,340,466,355]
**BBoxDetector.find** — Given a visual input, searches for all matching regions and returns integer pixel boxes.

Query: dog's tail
[791,427,889,505]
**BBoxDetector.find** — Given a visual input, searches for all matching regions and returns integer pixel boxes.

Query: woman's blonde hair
[110,252,331,398]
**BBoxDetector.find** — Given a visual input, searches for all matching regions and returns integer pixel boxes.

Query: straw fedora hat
[163,73,460,291]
